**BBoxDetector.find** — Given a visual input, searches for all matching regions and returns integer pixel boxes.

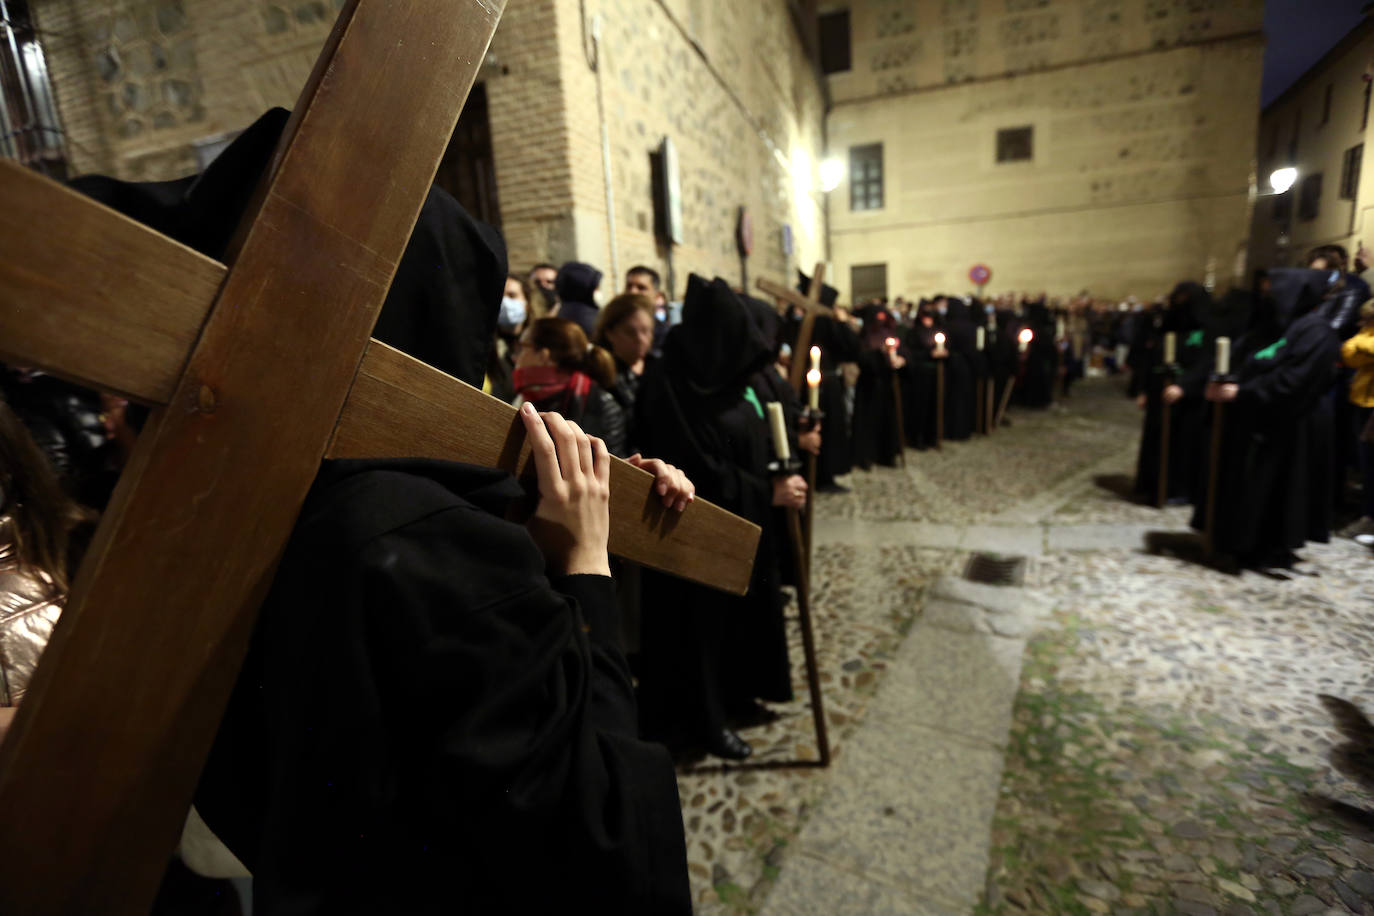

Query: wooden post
[891,372,907,467]
[804,450,818,557]
[786,509,830,766]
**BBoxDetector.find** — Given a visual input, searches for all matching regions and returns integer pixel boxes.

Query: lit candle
[809,345,821,376]
[1215,336,1231,376]
[976,326,985,351]
[807,369,821,409]
[766,401,790,463]
[1018,327,1033,353]
[885,336,898,358]
[1056,317,1066,340]
[1164,331,1176,364]
[934,331,947,357]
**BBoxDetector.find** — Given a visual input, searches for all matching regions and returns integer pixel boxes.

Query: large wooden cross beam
[756,262,833,395]
[0,2,759,911]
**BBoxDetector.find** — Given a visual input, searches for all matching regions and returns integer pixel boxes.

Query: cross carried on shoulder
[756,262,834,396]
[0,2,760,911]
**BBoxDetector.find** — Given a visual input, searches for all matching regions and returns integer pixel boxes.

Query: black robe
[636,276,791,743]
[195,460,690,914]
[1191,270,1341,560]
[901,322,940,450]
[850,307,906,468]
[940,303,980,441]
[1134,283,1211,503]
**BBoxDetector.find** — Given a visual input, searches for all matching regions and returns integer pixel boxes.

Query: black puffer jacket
[528,383,628,458]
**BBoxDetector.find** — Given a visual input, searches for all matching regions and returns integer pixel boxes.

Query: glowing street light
[1269,167,1298,195]
[820,158,845,193]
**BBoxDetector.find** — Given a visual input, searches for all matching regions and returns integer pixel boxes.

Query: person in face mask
[483,273,532,403]
[529,262,559,317]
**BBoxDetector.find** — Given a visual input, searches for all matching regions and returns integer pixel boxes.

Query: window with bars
[849,144,883,211]
[0,0,68,179]
[1341,144,1363,201]
[1298,173,1323,221]
[996,126,1034,163]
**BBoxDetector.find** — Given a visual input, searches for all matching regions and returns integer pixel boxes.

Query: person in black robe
[789,272,861,491]
[635,276,803,761]
[940,297,980,441]
[1016,299,1058,408]
[1133,282,1212,504]
[850,304,908,467]
[70,108,695,913]
[1192,269,1342,569]
[901,301,941,449]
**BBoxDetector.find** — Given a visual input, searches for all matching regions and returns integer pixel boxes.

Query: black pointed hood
[66,107,506,389]
[1164,281,1211,333]
[667,275,773,394]
[555,262,602,305]
[1266,268,1331,330]
[796,270,839,308]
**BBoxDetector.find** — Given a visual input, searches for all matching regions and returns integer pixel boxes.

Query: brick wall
[33,0,828,296]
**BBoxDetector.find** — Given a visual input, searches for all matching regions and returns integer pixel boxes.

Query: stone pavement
[678,379,1374,915]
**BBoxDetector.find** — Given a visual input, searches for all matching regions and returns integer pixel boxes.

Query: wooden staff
[804,448,818,558]
[1157,400,1173,509]
[891,372,907,467]
[986,375,997,434]
[787,508,830,766]
[1204,401,1225,557]
[976,376,985,435]
[935,360,946,449]
[995,376,1017,428]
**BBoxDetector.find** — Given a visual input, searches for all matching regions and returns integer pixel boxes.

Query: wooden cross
[756,262,833,395]
[0,2,760,911]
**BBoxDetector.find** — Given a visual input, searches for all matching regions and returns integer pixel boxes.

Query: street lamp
[820,158,845,193]
[1269,167,1298,195]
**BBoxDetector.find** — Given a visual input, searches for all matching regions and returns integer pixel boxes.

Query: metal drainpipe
[590,13,620,284]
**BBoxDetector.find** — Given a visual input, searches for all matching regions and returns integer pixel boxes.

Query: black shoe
[704,728,753,761]
[728,700,781,729]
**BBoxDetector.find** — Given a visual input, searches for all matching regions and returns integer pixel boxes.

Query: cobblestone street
[679,377,1374,915]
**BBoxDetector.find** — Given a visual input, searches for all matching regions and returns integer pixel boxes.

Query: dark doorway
[434,82,501,229]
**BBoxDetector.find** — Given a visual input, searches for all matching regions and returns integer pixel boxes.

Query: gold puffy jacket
[0,516,63,706]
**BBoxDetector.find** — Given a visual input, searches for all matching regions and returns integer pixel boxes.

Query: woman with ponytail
[514,317,629,456]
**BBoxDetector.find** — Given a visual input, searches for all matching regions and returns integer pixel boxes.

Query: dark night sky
[1263,0,1368,107]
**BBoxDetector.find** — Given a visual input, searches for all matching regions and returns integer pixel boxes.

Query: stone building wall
[33,0,828,295]
[825,0,1265,301]
[1248,18,1374,271]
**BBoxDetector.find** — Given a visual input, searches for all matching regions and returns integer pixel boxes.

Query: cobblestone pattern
[678,543,961,913]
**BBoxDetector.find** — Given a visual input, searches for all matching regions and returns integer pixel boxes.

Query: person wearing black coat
[513,317,628,457]
[1134,282,1212,504]
[554,261,604,339]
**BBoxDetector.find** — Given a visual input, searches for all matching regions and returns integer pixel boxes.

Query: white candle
[976,326,985,351]
[1056,317,1066,340]
[885,336,898,357]
[809,345,821,375]
[766,401,790,463]
[1164,331,1176,364]
[1216,336,1231,376]
[807,369,821,409]
[1018,328,1033,353]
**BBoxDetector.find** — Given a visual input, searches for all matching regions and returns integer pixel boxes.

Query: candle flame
[807,369,821,386]
[934,332,946,345]
[1018,328,1034,343]
[885,337,898,348]
[809,345,820,357]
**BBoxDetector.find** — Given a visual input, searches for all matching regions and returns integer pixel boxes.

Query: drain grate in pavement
[964,552,1027,586]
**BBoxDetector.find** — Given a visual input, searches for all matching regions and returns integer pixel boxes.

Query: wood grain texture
[330,342,762,595]
[0,159,224,403]
[0,1,505,912]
